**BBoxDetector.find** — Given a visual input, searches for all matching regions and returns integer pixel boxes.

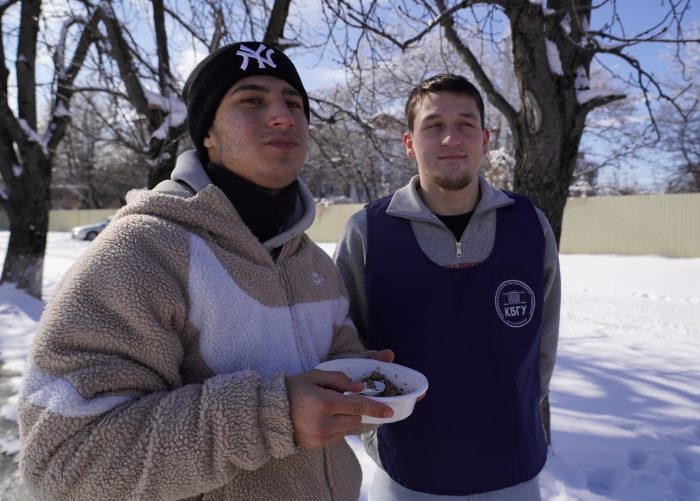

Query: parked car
[71,218,111,241]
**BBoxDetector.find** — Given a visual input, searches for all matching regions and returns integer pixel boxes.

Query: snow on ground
[1,233,699,500]
[542,255,700,500]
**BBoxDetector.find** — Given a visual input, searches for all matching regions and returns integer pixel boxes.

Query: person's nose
[268,97,295,128]
[441,127,462,147]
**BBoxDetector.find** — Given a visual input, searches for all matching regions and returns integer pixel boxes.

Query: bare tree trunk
[0,0,98,298]
[438,0,625,243]
[512,126,585,244]
[1,152,50,298]
[0,0,46,298]
[505,1,586,244]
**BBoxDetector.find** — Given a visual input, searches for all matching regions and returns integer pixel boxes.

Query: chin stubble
[430,172,475,191]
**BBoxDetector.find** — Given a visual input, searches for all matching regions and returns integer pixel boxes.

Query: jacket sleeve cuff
[259,374,297,459]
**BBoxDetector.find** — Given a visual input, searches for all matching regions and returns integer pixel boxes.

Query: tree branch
[435,0,519,137]
[311,96,398,164]
[263,0,293,48]
[579,92,626,116]
[98,1,154,122]
[152,0,173,96]
[0,2,23,148]
[48,6,102,152]
[16,0,40,129]
[163,4,208,47]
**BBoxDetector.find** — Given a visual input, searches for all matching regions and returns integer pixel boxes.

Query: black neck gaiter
[205,163,299,243]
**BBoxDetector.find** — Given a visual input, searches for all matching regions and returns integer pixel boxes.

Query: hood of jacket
[115,150,317,252]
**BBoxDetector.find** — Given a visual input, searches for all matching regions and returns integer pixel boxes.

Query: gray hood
[158,150,317,251]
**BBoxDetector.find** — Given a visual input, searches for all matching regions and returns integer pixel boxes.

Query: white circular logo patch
[495,280,536,328]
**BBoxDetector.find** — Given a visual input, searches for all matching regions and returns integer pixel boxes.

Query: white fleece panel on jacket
[188,233,345,377]
[21,362,131,418]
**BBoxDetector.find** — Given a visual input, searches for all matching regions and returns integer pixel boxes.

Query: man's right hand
[286,369,394,448]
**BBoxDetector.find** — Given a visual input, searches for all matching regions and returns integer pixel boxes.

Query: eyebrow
[422,111,479,121]
[229,83,302,98]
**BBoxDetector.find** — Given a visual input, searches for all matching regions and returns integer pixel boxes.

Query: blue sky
[585,1,699,191]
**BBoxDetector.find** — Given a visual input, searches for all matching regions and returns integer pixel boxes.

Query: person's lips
[265,135,300,150]
[437,152,467,160]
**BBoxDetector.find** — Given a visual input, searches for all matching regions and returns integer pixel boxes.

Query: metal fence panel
[1,193,698,257]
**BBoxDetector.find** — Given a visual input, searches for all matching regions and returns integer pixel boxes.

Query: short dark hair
[404,73,485,131]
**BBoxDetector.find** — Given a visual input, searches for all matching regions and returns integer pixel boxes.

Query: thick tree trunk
[0,0,98,298]
[0,0,47,299]
[1,153,51,299]
[507,13,568,242]
[512,126,583,245]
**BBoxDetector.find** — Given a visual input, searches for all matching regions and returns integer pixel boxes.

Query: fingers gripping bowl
[315,358,429,424]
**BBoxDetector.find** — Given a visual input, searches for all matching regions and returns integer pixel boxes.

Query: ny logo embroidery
[236,44,277,71]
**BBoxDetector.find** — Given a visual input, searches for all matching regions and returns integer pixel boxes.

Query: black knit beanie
[182,41,310,162]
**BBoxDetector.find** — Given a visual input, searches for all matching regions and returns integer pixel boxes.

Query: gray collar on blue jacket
[171,150,316,250]
[386,175,515,223]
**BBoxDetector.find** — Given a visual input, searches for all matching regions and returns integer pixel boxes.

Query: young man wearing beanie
[19,41,393,500]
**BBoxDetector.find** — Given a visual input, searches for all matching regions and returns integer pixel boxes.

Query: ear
[481,128,490,155]
[203,130,215,149]
[404,131,416,159]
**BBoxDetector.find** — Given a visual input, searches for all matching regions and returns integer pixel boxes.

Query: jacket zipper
[456,240,463,258]
[274,248,312,373]
[276,246,336,500]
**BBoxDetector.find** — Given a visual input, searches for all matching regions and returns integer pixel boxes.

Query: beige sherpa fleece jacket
[19,153,367,500]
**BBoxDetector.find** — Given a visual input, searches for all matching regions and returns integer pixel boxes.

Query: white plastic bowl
[315,358,429,424]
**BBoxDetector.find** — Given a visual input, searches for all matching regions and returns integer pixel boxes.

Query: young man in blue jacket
[334,73,561,500]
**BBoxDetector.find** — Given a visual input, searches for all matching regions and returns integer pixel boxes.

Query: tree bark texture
[263,0,292,47]
[0,0,98,298]
[1,153,51,298]
[0,0,46,298]
[506,1,590,244]
[100,1,182,188]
